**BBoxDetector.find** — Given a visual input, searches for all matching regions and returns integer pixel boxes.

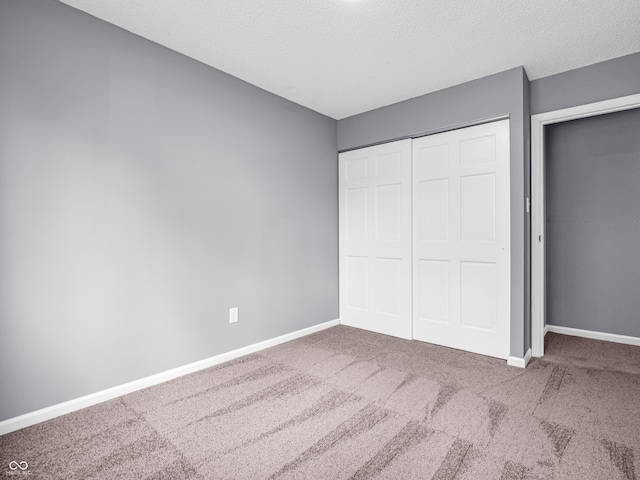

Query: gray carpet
[2,327,640,479]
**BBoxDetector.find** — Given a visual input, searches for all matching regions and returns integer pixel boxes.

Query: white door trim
[531,93,640,357]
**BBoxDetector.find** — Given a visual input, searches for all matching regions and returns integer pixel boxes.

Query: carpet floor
[2,327,640,479]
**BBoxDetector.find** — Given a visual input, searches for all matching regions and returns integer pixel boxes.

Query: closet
[339,119,511,359]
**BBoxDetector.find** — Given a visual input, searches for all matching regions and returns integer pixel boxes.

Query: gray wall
[531,52,640,336]
[545,108,640,337]
[0,0,338,421]
[530,52,640,115]
[338,68,529,358]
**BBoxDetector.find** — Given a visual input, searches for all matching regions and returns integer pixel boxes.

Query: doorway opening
[531,93,640,356]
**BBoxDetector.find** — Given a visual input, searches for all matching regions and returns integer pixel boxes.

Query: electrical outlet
[229,307,239,324]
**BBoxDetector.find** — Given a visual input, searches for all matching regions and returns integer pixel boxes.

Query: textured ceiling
[58,0,640,119]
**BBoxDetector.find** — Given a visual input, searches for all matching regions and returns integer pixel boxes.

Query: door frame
[530,93,640,357]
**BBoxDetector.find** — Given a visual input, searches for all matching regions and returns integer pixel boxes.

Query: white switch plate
[229,307,239,324]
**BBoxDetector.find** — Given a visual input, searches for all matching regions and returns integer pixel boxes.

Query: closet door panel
[339,140,412,339]
[413,120,510,359]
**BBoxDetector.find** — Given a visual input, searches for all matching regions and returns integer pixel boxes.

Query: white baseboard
[544,324,551,336]
[507,348,532,368]
[545,325,640,347]
[0,319,340,436]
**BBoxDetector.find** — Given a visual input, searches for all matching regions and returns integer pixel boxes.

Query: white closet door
[339,140,412,339]
[413,120,510,358]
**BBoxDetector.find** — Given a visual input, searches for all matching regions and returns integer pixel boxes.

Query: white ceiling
[58,0,640,120]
